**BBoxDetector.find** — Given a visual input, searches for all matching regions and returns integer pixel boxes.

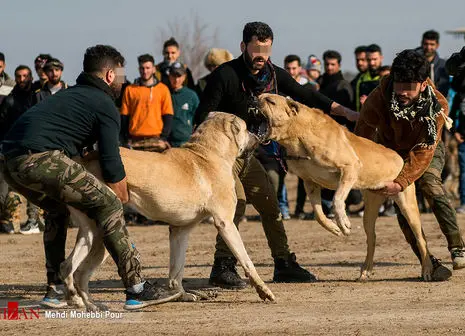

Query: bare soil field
[1,211,465,335]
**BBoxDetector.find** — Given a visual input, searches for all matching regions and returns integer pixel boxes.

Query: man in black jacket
[196,22,358,289]
[0,45,181,310]
[447,47,465,213]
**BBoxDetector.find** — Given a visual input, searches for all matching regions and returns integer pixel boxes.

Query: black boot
[209,257,247,289]
[273,253,317,283]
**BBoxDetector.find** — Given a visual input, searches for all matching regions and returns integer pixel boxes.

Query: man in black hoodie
[0,45,181,310]
[196,22,358,289]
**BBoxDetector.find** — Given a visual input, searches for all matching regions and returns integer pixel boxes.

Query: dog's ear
[286,97,299,115]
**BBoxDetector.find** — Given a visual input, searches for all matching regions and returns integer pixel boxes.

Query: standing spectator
[0,52,16,105]
[355,44,383,111]
[350,46,368,99]
[32,54,53,92]
[156,37,195,91]
[196,48,234,97]
[304,54,322,89]
[121,54,173,152]
[0,65,44,234]
[284,55,309,85]
[318,50,353,126]
[416,30,449,97]
[35,58,67,103]
[167,62,199,147]
[447,47,465,213]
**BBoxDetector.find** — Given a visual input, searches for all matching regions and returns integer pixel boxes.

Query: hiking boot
[273,253,317,283]
[41,285,67,308]
[209,257,247,289]
[124,281,182,310]
[451,248,465,270]
[19,220,41,235]
[430,257,452,281]
[0,222,14,234]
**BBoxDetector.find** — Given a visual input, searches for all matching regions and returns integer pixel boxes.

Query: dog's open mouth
[247,112,270,143]
[246,97,270,143]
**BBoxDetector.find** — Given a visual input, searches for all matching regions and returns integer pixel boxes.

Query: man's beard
[395,94,420,108]
[19,81,32,91]
[243,52,266,72]
[49,77,61,85]
[110,81,122,98]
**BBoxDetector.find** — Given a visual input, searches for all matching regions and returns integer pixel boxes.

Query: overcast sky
[1,0,464,83]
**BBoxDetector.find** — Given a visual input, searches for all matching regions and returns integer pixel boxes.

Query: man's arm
[97,102,128,202]
[160,85,174,142]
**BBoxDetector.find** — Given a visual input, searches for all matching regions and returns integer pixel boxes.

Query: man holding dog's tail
[355,49,465,279]
[0,45,182,309]
[195,22,358,288]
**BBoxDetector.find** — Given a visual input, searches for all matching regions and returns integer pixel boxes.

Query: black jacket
[0,85,35,140]
[195,56,333,125]
[2,73,125,183]
[318,71,354,129]
[448,48,465,135]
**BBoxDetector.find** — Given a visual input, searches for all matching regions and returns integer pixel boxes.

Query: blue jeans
[459,142,465,205]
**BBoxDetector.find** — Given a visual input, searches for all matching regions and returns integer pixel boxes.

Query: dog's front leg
[333,166,359,236]
[304,180,342,236]
[358,191,385,282]
[213,216,275,302]
[169,224,195,301]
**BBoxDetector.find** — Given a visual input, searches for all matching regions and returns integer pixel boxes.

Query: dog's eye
[265,97,276,106]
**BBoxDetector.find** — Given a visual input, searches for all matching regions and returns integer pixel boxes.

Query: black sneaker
[273,253,318,283]
[124,281,182,310]
[431,256,452,281]
[41,285,67,308]
[20,220,41,235]
[0,222,14,234]
[209,257,247,289]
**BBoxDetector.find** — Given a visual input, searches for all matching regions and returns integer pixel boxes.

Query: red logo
[0,302,40,320]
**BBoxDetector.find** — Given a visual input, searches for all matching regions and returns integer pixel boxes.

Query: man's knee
[419,172,446,198]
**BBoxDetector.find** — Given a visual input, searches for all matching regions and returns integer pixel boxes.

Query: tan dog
[60,112,275,311]
[257,93,433,281]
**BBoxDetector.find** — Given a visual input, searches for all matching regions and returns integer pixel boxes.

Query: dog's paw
[177,292,199,302]
[67,295,85,308]
[184,289,218,301]
[85,301,109,312]
[256,284,276,303]
[358,270,371,282]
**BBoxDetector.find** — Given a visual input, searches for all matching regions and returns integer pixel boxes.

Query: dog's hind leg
[359,191,385,282]
[304,180,342,236]
[60,207,94,308]
[168,224,196,301]
[393,184,433,281]
[74,234,109,311]
[213,216,275,302]
[332,166,360,236]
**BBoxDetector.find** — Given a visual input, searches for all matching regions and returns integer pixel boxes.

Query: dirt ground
[1,176,465,335]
